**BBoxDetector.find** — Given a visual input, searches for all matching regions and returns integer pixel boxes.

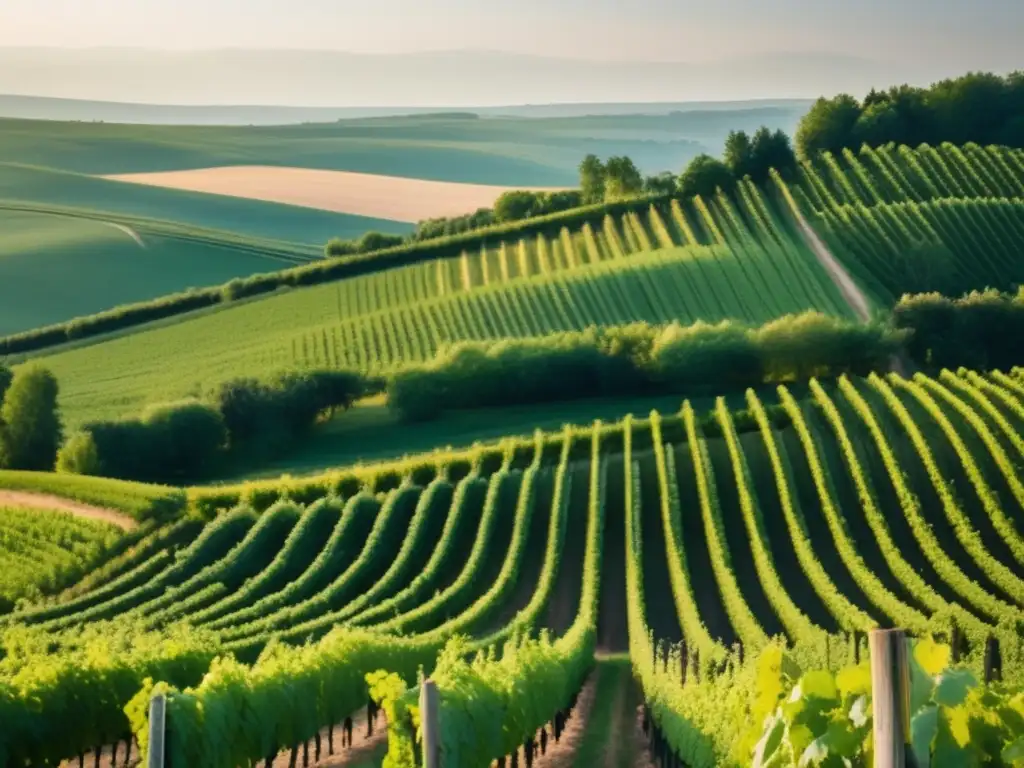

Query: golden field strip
[103,166,565,223]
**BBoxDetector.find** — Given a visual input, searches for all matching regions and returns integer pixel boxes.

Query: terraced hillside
[21,184,854,427]
[3,368,1023,766]
[782,143,1024,302]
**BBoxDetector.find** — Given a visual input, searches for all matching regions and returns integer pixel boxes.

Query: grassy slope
[0,164,411,333]
[0,209,281,335]
[0,163,410,245]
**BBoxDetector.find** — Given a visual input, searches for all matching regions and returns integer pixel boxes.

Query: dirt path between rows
[793,208,872,322]
[793,208,913,376]
[532,669,601,768]
[60,710,386,768]
[0,491,137,531]
[270,708,387,767]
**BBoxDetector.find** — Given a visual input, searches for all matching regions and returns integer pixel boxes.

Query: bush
[893,288,1024,370]
[0,365,62,471]
[56,432,101,476]
[66,399,226,484]
[211,369,375,457]
[652,321,762,390]
[388,313,906,421]
[139,401,227,479]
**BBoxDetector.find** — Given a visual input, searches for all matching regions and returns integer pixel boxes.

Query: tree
[604,156,644,200]
[579,154,606,204]
[748,127,797,181]
[493,190,541,222]
[677,154,735,199]
[356,231,405,253]
[724,130,754,177]
[794,94,862,160]
[0,365,62,471]
[643,172,678,197]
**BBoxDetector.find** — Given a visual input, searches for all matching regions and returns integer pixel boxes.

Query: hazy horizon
[0,0,1019,106]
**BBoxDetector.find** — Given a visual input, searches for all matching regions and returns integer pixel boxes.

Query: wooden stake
[420,679,441,768]
[148,693,166,768]
[870,629,910,768]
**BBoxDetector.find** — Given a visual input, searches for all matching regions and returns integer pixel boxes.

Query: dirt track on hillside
[793,208,872,321]
[103,166,566,223]
[0,490,137,530]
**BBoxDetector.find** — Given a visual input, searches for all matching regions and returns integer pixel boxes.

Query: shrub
[68,400,226,484]
[211,369,375,457]
[893,288,1024,370]
[388,313,906,421]
[0,365,62,471]
[56,432,102,476]
[652,321,762,391]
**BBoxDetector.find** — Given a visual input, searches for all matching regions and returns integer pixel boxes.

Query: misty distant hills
[0,93,814,126]
[0,47,915,108]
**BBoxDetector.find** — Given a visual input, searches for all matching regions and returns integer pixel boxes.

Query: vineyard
[0,505,119,612]
[785,143,1024,302]
[26,182,852,427]
[3,367,1024,765]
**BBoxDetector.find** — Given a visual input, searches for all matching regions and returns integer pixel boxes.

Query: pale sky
[1,0,1021,68]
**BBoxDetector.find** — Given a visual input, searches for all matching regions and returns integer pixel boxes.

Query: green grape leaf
[933,669,977,708]
[753,714,785,768]
[1002,737,1024,764]
[801,671,839,702]
[909,649,936,714]
[911,705,938,768]
[836,664,871,699]
[933,708,976,768]
[787,722,817,757]
[913,638,951,677]
[998,703,1024,733]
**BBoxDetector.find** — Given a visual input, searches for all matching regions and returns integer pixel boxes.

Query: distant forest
[796,71,1024,159]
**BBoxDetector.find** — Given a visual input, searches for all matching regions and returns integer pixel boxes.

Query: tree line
[57,370,379,484]
[388,312,904,421]
[795,71,1024,161]
[892,288,1024,372]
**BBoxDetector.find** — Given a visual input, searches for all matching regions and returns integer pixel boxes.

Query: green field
[2,368,1023,766]
[0,163,412,333]
[0,209,297,335]
[22,184,852,427]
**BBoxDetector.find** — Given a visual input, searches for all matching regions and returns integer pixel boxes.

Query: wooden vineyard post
[420,679,441,768]
[869,629,911,768]
[148,692,167,768]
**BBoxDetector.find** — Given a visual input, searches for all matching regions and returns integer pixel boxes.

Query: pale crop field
[103,166,567,223]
